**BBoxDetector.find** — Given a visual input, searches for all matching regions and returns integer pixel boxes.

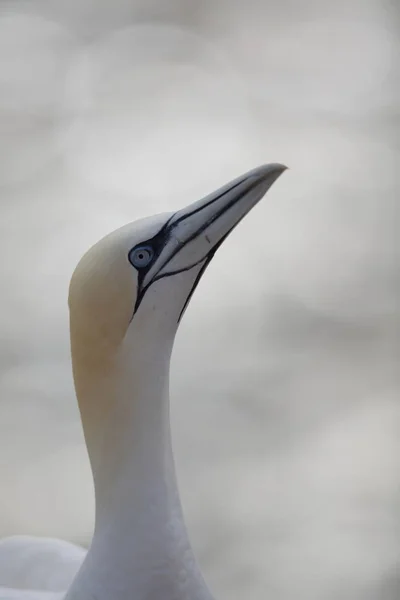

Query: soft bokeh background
[0,0,398,598]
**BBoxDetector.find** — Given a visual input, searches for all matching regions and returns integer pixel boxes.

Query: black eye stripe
[129,216,175,269]
[133,178,247,284]
[129,215,177,317]
[129,176,250,319]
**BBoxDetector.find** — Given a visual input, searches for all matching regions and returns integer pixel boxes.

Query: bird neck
[67,329,213,600]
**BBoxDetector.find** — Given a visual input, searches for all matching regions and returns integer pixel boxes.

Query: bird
[0,163,286,600]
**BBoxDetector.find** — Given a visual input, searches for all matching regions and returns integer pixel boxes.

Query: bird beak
[152,163,286,276]
[135,163,287,318]
[171,162,286,255]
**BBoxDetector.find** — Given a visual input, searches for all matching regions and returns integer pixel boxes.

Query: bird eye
[129,245,154,269]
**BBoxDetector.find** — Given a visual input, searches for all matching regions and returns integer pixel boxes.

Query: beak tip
[249,163,289,182]
[254,162,288,186]
[266,162,288,174]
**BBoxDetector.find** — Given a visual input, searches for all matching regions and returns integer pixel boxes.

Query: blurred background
[0,0,398,598]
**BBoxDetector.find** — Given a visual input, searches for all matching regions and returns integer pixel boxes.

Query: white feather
[0,536,85,595]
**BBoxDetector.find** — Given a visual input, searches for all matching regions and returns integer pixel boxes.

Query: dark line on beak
[150,176,259,283]
[170,176,247,229]
[132,171,272,319]
[177,257,211,323]
[177,216,246,323]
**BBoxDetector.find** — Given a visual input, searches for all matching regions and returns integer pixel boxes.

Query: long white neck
[65,327,213,600]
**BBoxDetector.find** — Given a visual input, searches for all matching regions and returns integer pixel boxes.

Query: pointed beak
[135,163,287,318]
[156,163,286,275]
[172,163,287,242]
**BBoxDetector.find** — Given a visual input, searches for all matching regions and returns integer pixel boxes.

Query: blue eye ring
[129,245,154,269]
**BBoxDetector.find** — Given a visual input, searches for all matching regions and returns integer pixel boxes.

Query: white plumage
[0,164,286,600]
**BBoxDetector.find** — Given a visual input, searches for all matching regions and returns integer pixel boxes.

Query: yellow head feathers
[68,229,137,377]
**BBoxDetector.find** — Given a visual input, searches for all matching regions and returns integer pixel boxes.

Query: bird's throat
[67,329,212,600]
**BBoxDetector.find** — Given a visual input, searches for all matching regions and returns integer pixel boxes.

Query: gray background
[0,1,398,598]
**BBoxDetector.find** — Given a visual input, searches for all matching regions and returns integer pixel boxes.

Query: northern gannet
[0,163,286,600]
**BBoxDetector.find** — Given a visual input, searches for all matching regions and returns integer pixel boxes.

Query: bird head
[68,164,286,462]
[69,163,286,363]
